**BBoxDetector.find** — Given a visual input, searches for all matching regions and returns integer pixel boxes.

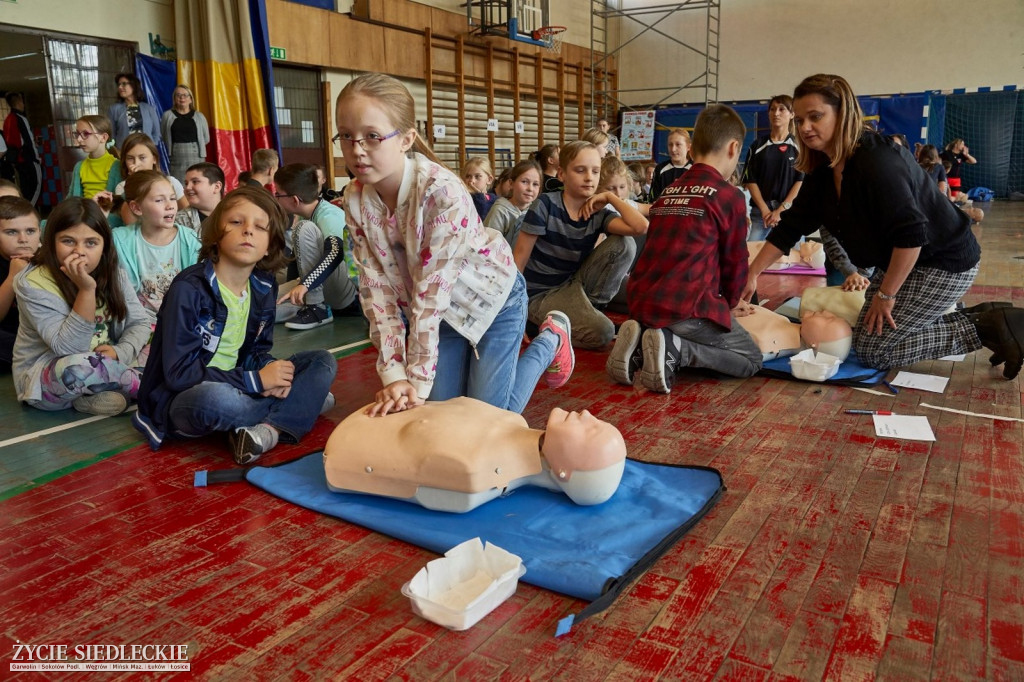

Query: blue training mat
[242,452,724,634]
[760,348,887,386]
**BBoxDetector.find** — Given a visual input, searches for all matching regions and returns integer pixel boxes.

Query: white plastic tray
[401,537,527,631]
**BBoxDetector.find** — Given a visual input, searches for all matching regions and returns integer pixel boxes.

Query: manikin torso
[737,307,853,361]
[323,397,627,513]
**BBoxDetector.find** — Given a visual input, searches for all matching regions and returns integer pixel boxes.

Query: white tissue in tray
[401,537,527,631]
[789,348,842,382]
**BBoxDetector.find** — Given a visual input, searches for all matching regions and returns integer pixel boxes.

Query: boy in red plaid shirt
[607,104,762,393]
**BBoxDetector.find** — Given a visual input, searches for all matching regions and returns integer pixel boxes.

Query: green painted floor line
[0,443,139,504]
[0,341,371,503]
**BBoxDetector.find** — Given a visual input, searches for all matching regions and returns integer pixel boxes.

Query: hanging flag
[174,0,280,189]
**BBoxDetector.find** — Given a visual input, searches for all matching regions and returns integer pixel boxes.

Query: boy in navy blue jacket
[133,186,336,464]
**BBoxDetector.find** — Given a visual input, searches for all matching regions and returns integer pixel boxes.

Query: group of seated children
[4,80,1003,471]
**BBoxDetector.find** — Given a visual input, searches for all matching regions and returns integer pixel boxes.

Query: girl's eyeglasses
[72,130,97,140]
[332,129,402,150]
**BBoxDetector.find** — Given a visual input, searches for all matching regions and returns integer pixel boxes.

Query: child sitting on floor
[69,115,120,208]
[462,156,497,220]
[608,104,762,392]
[483,159,543,247]
[113,170,201,324]
[514,140,647,349]
[133,186,337,465]
[113,133,189,226]
[13,198,148,414]
[0,196,41,372]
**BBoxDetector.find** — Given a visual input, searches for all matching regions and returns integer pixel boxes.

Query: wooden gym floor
[1,202,1021,680]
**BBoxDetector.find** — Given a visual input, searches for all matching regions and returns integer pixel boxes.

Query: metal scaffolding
[590,0,720,120]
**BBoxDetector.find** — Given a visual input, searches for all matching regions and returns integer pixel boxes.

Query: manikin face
[559,148,602,200]
[335,93,414,197]
[463,168,492,194]
[184,171,222,212]
[510,168,541,209]
[0,215,41,260]
[124,144,157,175]
[131,179,177,230]
[55,223,104,275]
[800,310,852,342]
[800,310,853,360]
[794,94,838,157]
[216,199,271,268]
[769,101,793,131]
[543,407,627,504]
[604,173,631,201]
[667,134,688,164]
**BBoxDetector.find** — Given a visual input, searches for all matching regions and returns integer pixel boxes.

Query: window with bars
[273,66,324,167]
[44,37,136,190]
[46,39,135,146]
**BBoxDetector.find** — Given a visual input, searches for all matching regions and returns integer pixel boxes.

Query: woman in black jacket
[743,74,1022,379]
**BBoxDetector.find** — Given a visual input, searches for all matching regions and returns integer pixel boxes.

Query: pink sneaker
[539,310,574,388]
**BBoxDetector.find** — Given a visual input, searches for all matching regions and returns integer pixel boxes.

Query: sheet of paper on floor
[890,371,950,393]
[873,414,936,441]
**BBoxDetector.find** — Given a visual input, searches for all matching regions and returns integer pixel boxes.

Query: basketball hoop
[533,26,567,55]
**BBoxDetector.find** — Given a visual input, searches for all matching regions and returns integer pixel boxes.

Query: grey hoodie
[12,265,150,403]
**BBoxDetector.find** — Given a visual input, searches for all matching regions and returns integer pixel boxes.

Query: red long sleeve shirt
[627,163,749,330]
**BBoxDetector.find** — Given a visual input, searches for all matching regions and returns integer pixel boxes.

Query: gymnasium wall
[613,0,1024,105]
[0,0,174,54]
[411,0,596,50]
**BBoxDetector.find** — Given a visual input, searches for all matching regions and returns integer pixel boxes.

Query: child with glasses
[273,163,360,329]
[337,72,575,418]
[69,115,120,208]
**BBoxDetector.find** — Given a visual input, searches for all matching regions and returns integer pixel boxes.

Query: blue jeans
[168,350,336,442]
[747,213,771,241]
[430,272,557,413]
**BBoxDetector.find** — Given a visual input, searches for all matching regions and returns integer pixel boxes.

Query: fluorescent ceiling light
[0,52,41,62]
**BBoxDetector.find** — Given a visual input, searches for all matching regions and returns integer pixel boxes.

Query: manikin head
[798,241,826,269]
[541,408,627,505]
[800,310,853,360]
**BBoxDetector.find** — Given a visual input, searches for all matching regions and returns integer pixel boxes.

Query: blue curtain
[877,95,926,144]
[249,0,282,158]
[135,53,177,172]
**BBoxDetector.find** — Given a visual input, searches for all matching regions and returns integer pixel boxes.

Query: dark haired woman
[107,72,161,150]
[743,74,1022,379]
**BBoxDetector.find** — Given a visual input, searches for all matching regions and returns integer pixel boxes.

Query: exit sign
[270,46,286,60]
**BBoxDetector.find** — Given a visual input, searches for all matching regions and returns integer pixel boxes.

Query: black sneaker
[606,319,643,385]
[285,304,333,330]
[639,328,683,393]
